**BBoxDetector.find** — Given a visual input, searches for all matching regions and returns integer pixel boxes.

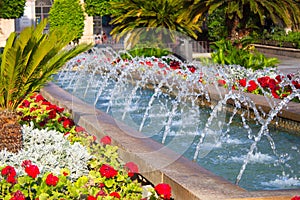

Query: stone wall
[0,19,14,47]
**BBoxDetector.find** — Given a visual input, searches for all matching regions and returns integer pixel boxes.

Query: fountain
[52,45,300,193]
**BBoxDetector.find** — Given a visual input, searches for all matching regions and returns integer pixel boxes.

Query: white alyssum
[0,123,93,180]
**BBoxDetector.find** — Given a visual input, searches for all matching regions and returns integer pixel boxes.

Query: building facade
[0,0,95,47]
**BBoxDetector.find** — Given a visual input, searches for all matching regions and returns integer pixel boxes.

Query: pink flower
[124,162,139,177]
[100,136,111,145]
[155,183,172,200]
[25,164,40,179]
[99,164,118,178]
[109,192,121,198]
[45,173,59,186]
[75,126,85,132]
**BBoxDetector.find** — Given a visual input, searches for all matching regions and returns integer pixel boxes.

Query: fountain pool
[54,47,300,191]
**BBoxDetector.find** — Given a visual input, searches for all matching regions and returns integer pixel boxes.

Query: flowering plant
[0,94,173,199]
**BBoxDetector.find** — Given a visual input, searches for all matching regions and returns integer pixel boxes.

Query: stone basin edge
[40,82,300,200]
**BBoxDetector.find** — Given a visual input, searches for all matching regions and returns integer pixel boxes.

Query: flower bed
[109,56,300,102]
[0,93,173,200]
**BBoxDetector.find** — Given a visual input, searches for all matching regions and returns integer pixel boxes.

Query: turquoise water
[55,75,300,191]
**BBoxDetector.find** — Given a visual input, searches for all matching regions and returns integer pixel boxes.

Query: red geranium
[48,110,57,119]
[291,196,300,200]
[218,79,226,86]
[247,80,258,92]
[155,183,172,200]
[109,192,121,198]
[25,164,40,179]
[257,76,270,88]
[10,190,25,200]
[87,196,97,200]
[100,135,111,145]
[124,162,139,177]
[1,165,17,184]
[99,164,118,178]
[239,78,247,87]
[45,173,59,186]
[35,94,45,102]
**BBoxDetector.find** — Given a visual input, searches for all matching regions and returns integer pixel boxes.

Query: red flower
[63,172,68,176]
[10,190,25,200]
[45,173,59,186]
[75,126,85,132]
[218,79,226,86]
[100,136,111,145]
[124,162,139,177]
[21,100,30,108]
[291,196,300,200]
[35,94,45,102]
[109,192,121,198]
[292,80,300,89]
[21,160,32,168]
[1,166,16,177]
[48,110,57,119]
[99,164,118,178]
[25,164,40,179]
[247,80,258,92]
[187,65,196,73]
[154,183,172,200]
[239,78,247,87]
[7,174,17,184]
[62,118,74,128]
[87,196,97,200]
[275,75,283,83]
[257,76,270,88]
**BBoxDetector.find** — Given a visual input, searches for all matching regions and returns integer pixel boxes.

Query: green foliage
[84,0,121,16]
[211,39,279,70]
[49,0,85,41]
[0,19,92,111]
[206,9,227,41]
[259,28,300,49]
[187,0,300,42]
[120,47,171,60]
[110,0,201,42]
[0,0,26,19]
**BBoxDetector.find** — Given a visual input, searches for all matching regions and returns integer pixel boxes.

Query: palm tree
[0,20,92,152]
[187,0,300,42]
[109,0,201,45]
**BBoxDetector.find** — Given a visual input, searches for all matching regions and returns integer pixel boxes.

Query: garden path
[265,53,300,75]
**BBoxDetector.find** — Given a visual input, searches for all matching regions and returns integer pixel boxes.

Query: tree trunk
[0,110,23,153]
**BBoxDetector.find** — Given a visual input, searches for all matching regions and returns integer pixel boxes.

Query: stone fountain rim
[40,82,300,200]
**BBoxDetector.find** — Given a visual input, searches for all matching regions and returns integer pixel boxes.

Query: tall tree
[49,0,85,42]
[0,0,26,19]
[187,0,300,42]
[109,0,201,42]
[84,0,121,16]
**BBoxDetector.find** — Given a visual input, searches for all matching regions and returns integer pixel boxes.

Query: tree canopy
[84,0,121,16]
[0,0,26,19]
[109,0,201,42]
[187,0,300,41]
[48,0,85,41]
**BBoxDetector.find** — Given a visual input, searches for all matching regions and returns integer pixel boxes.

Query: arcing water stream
[54,47,300,191]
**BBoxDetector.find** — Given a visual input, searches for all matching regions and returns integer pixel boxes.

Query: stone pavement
[265,53,300,75]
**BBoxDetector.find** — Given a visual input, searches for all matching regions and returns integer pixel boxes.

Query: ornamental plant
[0,94,173,199]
